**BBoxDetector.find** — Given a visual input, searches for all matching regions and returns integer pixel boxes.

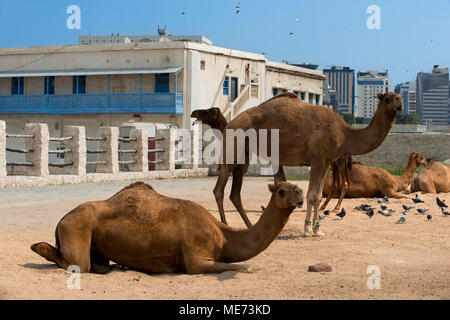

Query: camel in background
[323,152,427,198]
[214,92,402,236]
[410,159,450,193]
[192,104,352,224]
[31,181,303,274]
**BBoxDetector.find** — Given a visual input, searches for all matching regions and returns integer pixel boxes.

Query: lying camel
[410,159,450,193]
[320,157,352,212]
[323,152,426,198]
[214,92,402,236]
[31,181,303,274]
[192,106,352,223]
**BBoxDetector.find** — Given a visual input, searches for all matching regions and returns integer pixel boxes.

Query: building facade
[416,65,449,128]
[356,70,390,118]
[323,66,355,115]
[394,81,416,114]
[0,33,325,167]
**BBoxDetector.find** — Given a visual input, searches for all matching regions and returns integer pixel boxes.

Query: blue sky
[0,0,449,86]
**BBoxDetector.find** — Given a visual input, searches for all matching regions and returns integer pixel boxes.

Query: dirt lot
[0,176,449,300]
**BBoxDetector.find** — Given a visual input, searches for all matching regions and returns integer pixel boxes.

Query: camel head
[409,152,427,167]
[268,182,304,213]
[376,92,403,117]
[191,107,221,126]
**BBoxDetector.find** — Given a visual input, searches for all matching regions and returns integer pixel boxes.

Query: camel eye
[278,189,285,197]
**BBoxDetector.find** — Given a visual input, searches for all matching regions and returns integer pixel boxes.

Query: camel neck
[395,157,419,191]
[219,201,292,262]
[343,105,395,156]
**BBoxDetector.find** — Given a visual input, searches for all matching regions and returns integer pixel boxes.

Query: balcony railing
[0,92,184,114]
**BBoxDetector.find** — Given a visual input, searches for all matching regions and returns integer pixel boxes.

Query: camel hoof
[314,230,325,237]
[303,230,314,237]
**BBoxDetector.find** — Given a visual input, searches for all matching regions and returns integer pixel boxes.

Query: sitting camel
[410,159,450,193]
[31,181,303,274]
[319,157,352,212]
[214,92,402,236]
[191,105,352,222]
[323,152,427,198]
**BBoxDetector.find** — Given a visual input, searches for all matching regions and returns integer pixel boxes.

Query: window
[200,60,206,70]
[155,73,170,93]
[223,77,229,95]
[316,95,320,105]
[272,88,278,96]
[11,77,24,95]
[44,76,55,95]
[73,76,86,94]
[300,92,305,100]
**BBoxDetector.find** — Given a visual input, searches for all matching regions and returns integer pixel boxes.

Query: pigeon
[355,204,371,211]
[427,214,432,221]
[364,208,375,219]
[261,205,266,212]
[396,212,407,224]
[378,209,394,217]
[402,204,415,211]
[336,208,346,219]
[236,9,240,14]
[289,32,294,35]
[436,197,448,208]
[362,206,374,212]
[181,11,186,15]
[319,214,325,220]
[413,194,424,203]
[324,210,330,216]
[377,196,389,203]
[441,207,450,216]
[380,204,387,210]
[417,208,429,214]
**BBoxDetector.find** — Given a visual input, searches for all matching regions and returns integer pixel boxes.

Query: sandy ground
[0,176,449,300]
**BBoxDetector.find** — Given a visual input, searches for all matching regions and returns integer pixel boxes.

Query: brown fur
[410,159,450,193]
[191,107,228,133]
[30,181,303,274]
[320,156,352,212]
[214,92,402,236]
[323,152,427,198]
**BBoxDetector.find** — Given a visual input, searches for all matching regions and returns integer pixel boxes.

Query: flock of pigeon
[322,194,449,224]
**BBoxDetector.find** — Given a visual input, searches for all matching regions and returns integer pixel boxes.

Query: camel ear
[268,184,276,194]
[377,92,384,100]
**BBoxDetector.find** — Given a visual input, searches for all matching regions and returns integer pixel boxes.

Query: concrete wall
[24,77,44,95]
[0,78,10,94]
[353,133,450,167]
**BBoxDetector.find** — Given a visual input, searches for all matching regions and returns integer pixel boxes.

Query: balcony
[0,92,184,115]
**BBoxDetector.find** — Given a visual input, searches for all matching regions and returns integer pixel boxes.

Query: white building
[356,70,390,118]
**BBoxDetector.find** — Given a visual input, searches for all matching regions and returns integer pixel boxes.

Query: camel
[319,157,352,212]
[214,91,402,236]
[30,181,303,274]
[410,159,450,193]
[192,104,351,225]
[323,152,427,198]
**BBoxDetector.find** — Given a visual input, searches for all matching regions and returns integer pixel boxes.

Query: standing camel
[192,104,351,224]
[213,92,402,236]
[31,181,303,274]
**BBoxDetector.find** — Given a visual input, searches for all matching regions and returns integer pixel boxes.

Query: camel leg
[30,242,70,270]
[186,259,251,274]
[90,250,111,274]
[333,178,348,212]
[55,222,92,273]
[229,164,253,228]
[304,161,329,237]
[419,178,436,194]
[213,164,235,225]
[320,171,335,211]
[274,166,286,185]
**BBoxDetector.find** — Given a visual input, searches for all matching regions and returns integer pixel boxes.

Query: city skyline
[1,0,449,87]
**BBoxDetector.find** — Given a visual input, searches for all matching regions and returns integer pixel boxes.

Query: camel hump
[106,181,156,203]
[264,92,299,103]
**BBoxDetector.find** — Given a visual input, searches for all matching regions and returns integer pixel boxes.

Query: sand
[0,177,449,300]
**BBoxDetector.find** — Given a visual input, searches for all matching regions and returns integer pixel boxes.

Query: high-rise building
[356,70,390,118]
[394,81,416,114]
[416,65,449,127]
[323,66,355,114]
